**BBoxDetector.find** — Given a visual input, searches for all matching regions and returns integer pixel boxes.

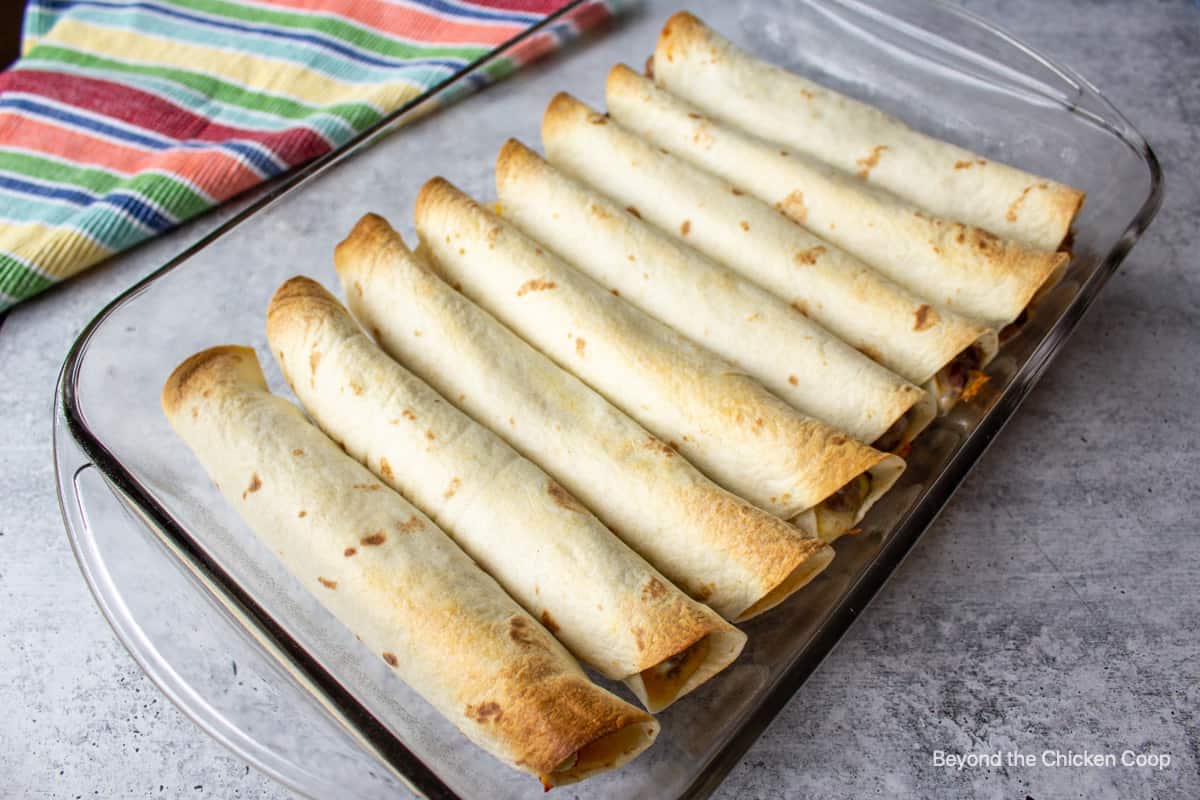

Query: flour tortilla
[413,179,904,535]
[605,64,1068,327]
[540,92,998,398]
[266,278,744,711]
[161,346,657,787]
[652,12,1085,252]
[495,139,930,448]
[334,213,834,620]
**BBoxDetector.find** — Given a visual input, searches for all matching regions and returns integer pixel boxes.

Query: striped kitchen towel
[0,0,621,312]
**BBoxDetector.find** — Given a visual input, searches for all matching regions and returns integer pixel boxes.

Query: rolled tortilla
[651,12,1085,252]
[495,139,931,450]
[266,277,745,712]
[413,178,904,538]
[335,213,833,619]
[605,64,1068,327]
[540,92,998,416]
[161,346,657,788]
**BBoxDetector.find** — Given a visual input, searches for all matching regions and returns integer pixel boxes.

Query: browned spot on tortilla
[731,187,744,196]
[343,547,357,557]
[793,246,826,266]
[317,577,337,590]
[382,652,398,668]
[352,483,382,491]
[695,582,715,602]
[402,409,417,421]
[547,480,585,512]
[354,280,363,297]
[516,278,556,296]
[297,510,307,518]
[611,288,621,296]
[856,344,882,361]
[687,112,703,120]
[361,531,387,546]
[641,577,668,602]
[291,448,304,457]
[395,516,423,534]
[855,145,889,179]
[645,436,676,458]
[191,407,198,419]
[378,457,393,480]
[349,381,364,395]
[425,429,436,441]
[954,160,973,170]
[371,325,381,340]
[680,219,692,236]
[830,434,847,445]
[1006,183,1047,222]
[575,337,586,358]
[539,609,560,634]
[308,351,321,386]
[413,329,422,337]
[973,227,1000,251]
[508,616,536,646]
[625,205,642,219]
[788,374,799,386]
[780,191,807,224]
[242,472,262,500]
[588,113,608,125]
[792,299,809,317]
[739,220,750,231]
[633,626,646,652]
[914,304,938,331]
[590,203,611,221]
[466,701,502,722]
[443,477,461,499]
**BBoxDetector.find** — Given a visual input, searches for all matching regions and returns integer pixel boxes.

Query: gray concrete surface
[1,0,1197,798]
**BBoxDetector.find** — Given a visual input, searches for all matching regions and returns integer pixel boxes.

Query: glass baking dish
[53,0,1162,797]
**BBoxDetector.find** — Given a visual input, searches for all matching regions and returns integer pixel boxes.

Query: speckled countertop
[1,1,1197,798]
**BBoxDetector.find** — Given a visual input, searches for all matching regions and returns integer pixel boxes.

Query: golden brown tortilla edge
[161,344,263,421]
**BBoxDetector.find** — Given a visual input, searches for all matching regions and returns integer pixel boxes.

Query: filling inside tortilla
[931,345,989,414]
[872,392,936,457]
[540,720,656,788]
[638,635,712,710]
[813,473,873,542]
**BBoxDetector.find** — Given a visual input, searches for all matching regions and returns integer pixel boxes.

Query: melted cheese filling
[541,721,656,787]
[639,635,712,709]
